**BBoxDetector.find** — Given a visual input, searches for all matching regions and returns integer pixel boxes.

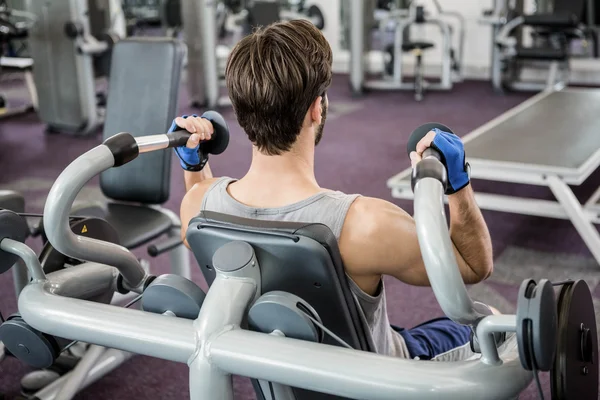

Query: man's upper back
[201,177,359,240]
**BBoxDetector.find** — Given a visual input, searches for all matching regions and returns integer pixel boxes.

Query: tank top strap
[201,177,237,210]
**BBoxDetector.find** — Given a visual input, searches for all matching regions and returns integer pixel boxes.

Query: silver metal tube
[34,349,132,400]
[54,345,106,400]
[476,315,517,366]
[496,16,524,46]
[393,19,411,83]
[12,259,30,296]
[189,274,258,400]
[209,329,531,400]
[431,19,452,88]
[43,145,146,288]
[1,239,46,281]
[413,178,487,325]
[441,11,466,78]
[201,0,219,108]
[349,0,365,93]
[135,135,170,153]
[18,283,196,363]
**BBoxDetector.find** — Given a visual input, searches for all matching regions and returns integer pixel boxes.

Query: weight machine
[0,0,36,120]
[24,0,126,135]
[349,0,465,101]
[480,0,596,92]
[179,0,326,109]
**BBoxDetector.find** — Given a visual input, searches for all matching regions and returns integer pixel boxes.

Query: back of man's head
[225,19,333,155]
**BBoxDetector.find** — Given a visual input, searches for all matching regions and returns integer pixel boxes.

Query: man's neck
[229,134,323,207]
[245,149,317,187]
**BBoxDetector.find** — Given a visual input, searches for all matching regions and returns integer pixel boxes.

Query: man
[174,20,494,361]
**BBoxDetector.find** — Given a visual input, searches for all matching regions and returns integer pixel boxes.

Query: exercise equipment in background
[178,0,326,109]
[349,0,465,101]
[0,0,36,120]
[24,0,126,135]
[481,0,597,92]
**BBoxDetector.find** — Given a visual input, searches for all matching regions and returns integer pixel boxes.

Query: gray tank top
[201,177,410,358]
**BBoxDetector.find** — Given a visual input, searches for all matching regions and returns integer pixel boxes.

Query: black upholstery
[0,190,25,213]
[187,211,375,400]
[102,204,174,249]
[523,14,579,28]
[100,38,185,205]
[402,41,434,51]
[516,46,568,60]
[246,1,281,32]
[553,0,586,20]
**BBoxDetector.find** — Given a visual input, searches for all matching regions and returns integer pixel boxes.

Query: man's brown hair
[225,19,333,155]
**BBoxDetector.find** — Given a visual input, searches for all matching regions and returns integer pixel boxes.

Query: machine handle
[166,111,230,154]
[407,123,449,191]
[148,236,183,257]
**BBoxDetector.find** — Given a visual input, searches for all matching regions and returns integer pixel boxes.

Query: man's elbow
[467,260,494,284]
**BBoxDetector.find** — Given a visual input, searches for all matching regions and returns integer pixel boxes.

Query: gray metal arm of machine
[42,131,193,291]
[495,15,525,52]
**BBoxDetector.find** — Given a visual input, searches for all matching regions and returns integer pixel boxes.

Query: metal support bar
[476,315,517,366]
[349,0,365,94]
[54,345,106,400]
[208,329,530,400]
[18,282,197,363]
[33,349,132,400]
[188,274,258,399]
[547,175,600,265]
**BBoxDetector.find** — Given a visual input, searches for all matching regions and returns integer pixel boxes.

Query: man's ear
[310,96,323,125]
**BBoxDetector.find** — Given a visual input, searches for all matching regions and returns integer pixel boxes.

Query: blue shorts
[392,317,473,360]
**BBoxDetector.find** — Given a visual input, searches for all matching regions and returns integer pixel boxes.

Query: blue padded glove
[170,114,205,171]
[430,128,470,194]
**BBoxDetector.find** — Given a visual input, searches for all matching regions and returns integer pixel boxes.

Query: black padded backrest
[100,37,184,204]
[187,211,375,400]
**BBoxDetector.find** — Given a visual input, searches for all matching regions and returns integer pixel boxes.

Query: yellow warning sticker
[81,225,88,234]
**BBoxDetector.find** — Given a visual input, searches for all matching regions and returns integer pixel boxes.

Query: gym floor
[1,74,599,399]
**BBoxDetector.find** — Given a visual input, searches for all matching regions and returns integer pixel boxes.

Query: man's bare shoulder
[339,196,413,278]
[345,196,411,231]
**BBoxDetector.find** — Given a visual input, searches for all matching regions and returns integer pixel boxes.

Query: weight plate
[307,5,325,30]
[516,279,557,371]
[551,280,598,400]
[248,291,322,343]
[0,316,58,369]
[142,274,206,319]
[0,210,30,274]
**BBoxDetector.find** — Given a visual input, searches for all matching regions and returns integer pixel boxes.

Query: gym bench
[387,86,600,266]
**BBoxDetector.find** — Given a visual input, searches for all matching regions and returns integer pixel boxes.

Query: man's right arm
[338,189,493,294]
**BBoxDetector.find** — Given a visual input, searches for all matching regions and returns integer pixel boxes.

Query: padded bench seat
[515,46,568,61]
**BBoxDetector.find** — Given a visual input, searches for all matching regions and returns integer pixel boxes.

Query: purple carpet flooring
[0,75,598,399]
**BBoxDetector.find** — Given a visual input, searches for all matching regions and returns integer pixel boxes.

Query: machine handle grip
[166,111,230,155]
[147,236,183,257]
[407,123,452,192]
